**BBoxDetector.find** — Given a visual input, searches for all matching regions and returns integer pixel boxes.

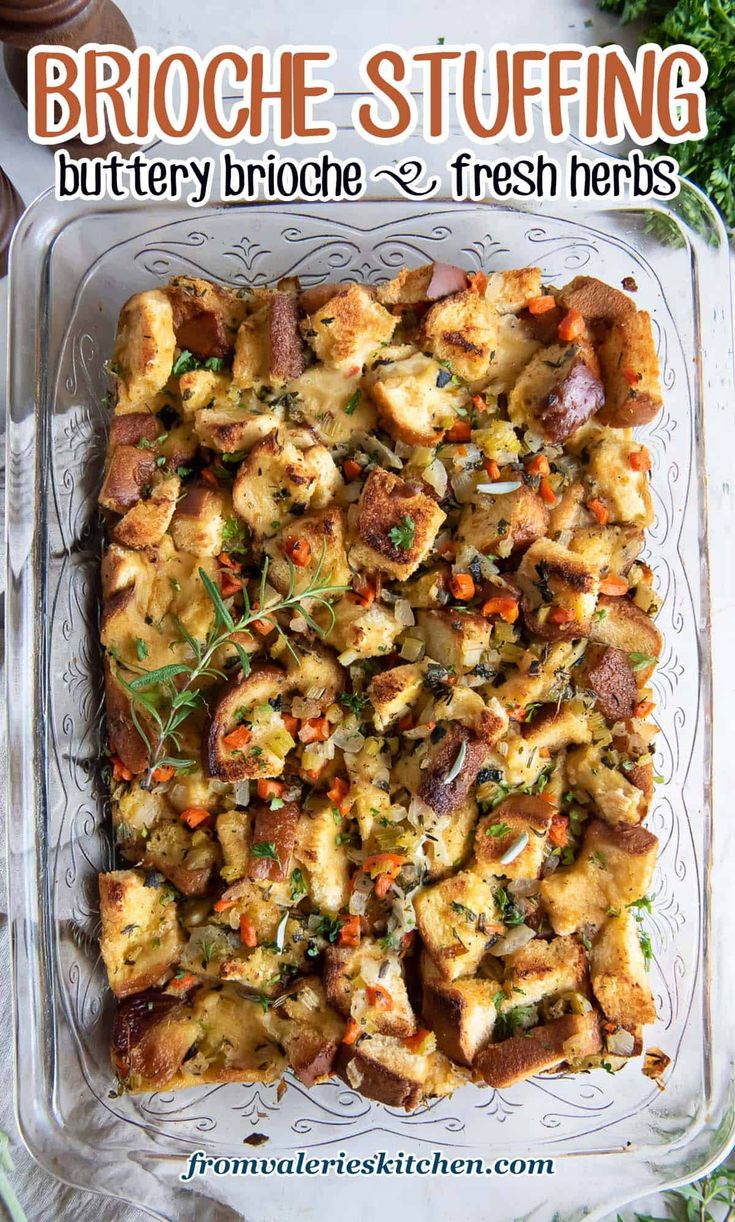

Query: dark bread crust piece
[247,802,299,882]
[578,644,637,722]
[474,1011,602,1088]
[269,292,306,383]
[538,356,605,442]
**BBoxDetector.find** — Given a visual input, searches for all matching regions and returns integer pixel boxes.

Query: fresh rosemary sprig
[111,544,346,785]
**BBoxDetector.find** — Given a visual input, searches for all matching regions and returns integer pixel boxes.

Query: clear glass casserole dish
[6,114,735,1220]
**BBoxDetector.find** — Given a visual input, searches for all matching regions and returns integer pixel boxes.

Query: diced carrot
[343,458,362,481]
[327,777,351,815]
[257,778,284,800]
[217,552,242,571]
[220,571,242,598]
[401,930,417,954]
[481,595,519,623]
[622,365,641,386]
[366,984,394,1011]
[528,294,557,315]
[152,765,175,783]
[586,498,609,526]
[223,725,252,750]
[557,308,585,342]
[167,972,199,992]
[450,572,475,601]
[363,853,405,899]
[508,706,528,722]
[201,467,220,488]
[111,756,133,782]
[239,916,258,948]
[403,1027,433,1053]
[483,458,501,480]
[634,699,656,719]
[548,814,570,848]
[304,766,324,781]
[538,747,550,758]
[629,448,651,471]
[338,915,361,948]
[374,874,394,899]
[539,476,557,505]
[471,394,486,412]
[298,717,330,744]
[213,897,236,912]
[180,807,211,829]
[548,607,575,624]
[526,453,550,476]
[282,713,299,739]
[467,270,488,293]
[599,574,629,596]
[251,616,274,635]
[349,578,376,608]
[285,536,311,567]
[445,419,472,443]
[342,1018,361,1045]
[398,713,415,732]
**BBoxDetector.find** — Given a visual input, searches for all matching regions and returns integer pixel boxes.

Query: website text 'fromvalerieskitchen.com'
[180,1150,555,1180]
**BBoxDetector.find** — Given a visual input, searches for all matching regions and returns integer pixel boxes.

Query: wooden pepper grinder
[0,166,23,277]
[0,0,136,156]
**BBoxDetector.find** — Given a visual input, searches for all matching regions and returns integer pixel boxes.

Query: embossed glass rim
[5,155,735,1222]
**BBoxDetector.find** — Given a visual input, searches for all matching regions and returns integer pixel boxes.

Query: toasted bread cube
[302,284,396,372]
[295,801,351,914]
[217,927,307,995]
[575,645,638,723]
[473,795,553,881]
[421,954,497,1064]
[566,744,648,826]
[264,507,350,598]
[142,818,219,897]
[315,596,401,660]
[424,797,478,879]
[99,445,157,515]
[458,482,549,559]
[368,661,428,731]
[558,275,635,324]
[422,288,499,381]
[540,820,658,936]
[394,566,451,610]
[232,431,342,541]
[324,939,417,1037]
[286,365,376,445]
[351,467,445,580]
[474,1011,601,1087]
[344,744,392,844]
[584,432,654,527]
[194,406,281,453]
[589,595,662,685]
[364,351,468,445]
[99,869,184,998]
[516,538,599,641]
[169,482,228,556]
[521,702,592,756]
[591,911,656,1029]
[336,1033,462,1109]
[180,985,286,1084]
[500,936,588,1008]
[206,665,293,782]
[111,992,201,1090]
[178,368,232,416]
[490,640,585,710]
[111,475,180,551]
[112,290,176,413]
[414,870,504,982]
[167,276,245,357]
[568,525,644,578]
[232,292,305,388]
[376,261,467,305]
[265,977,344,1086]
[216,808,250,883]
[508,342,603,442]
[487,267,543,314]
[416,609,490,673]
[416,724,495,820]
[597,311,662,429]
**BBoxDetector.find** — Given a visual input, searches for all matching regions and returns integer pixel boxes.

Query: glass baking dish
[6,112,735,1221]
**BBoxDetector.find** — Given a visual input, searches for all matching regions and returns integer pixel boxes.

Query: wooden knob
[0,166,24,278]
[0,0,135,155]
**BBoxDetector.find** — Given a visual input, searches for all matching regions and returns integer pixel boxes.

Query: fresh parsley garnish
[388,515,416,552]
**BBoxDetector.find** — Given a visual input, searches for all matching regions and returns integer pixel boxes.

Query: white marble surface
[0,2,727,1220]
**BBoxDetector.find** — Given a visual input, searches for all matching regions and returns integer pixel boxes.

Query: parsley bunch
[599,0,735,234]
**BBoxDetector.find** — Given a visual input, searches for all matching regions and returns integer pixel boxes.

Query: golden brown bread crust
[577,644,638,722]
[474,1011,602,1087]
[558,276,636,323]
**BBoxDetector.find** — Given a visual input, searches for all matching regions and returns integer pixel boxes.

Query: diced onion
[508,878,541,897]
[394,598,415,628]
[355,432,402,469]
[400,636,425,662]
[275,912,289,952]
[234,780,250,807]
[422,458,448,498]
[338,649,360,666]
[492,924,536,956]
[606,1027,636,1057]
[476,480,522,495]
